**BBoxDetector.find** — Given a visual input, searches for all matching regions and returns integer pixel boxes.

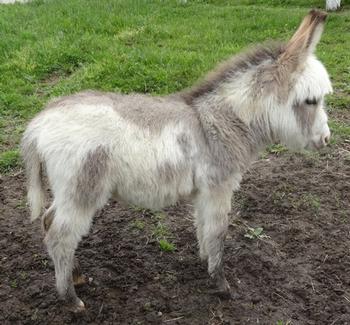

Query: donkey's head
[269,10,333,151]
[184,10,333,152]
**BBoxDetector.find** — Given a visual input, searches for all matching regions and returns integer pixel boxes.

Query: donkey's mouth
[306,140,326,151]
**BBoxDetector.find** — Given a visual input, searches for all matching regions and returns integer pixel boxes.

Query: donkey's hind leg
[42,205,87,287]
[194,185,233,298]
[44,204,96,311]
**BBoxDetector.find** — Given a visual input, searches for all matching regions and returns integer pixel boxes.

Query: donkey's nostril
[324,135,330,144]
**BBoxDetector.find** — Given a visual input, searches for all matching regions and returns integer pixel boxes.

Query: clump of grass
[130,205,149,214]
[151,211,167,221]
[301,193,320,214]
[0,149,20,173]
[267,144,288,155]
[272,190,287,206]
[150,213,176,252]
[152,222,176,252]
[158,239,176,252]
[131,219,145,230]
[19,271,28,280]
[234,191,251,211]
[152,222,170,238]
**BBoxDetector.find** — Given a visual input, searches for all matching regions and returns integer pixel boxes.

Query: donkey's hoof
[213,288,233,300]
[70,299,86,313]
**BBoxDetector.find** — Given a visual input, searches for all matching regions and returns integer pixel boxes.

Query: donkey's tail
[21,132,45,221]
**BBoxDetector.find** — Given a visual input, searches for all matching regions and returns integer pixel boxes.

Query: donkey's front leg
[194,184,233,298]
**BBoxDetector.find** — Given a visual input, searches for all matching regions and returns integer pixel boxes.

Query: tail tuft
[21,132,45,221]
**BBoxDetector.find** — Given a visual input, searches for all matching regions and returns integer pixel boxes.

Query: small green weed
[159,239,176,252]
[19,271,28,280]
[276,320,291,325]
[151,215,176,252]
[272,190,287,205]
[10,279,18,288]
[41,259,49,268]
[301,193,320,214]
[152,222,170,238]
[244,227,269,240]
[267,144,288,155]
[131,219,145,230]
[130,205,149,213]
[151,211,167,221]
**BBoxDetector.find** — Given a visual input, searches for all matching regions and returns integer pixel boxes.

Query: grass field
[0,0,349,172]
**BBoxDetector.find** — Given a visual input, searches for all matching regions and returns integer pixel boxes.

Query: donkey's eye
[305,98,318,105]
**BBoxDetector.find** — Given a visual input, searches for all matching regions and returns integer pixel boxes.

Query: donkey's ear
[278,10,327,70]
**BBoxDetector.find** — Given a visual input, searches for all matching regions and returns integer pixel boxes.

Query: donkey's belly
[112,167,195,210]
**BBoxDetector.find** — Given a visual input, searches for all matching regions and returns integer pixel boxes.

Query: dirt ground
[1,141,350,324]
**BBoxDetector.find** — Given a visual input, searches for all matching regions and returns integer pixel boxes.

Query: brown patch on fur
[157,162,176,184]
[75,146,109,206]
[195,101,269,185]
[177,133,193,158]
[157,160,190,186]
[293,101,319,135]
[111,93,196,133]
[181,42,285,105]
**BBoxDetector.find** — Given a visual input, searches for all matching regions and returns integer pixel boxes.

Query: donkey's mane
[182,41,285,105]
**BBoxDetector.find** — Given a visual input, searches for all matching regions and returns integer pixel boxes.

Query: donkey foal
[22,10,332,310]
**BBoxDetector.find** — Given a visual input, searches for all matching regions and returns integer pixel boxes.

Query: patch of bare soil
[1,145,350,324]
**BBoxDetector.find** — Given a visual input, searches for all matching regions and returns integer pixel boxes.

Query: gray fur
[75,146,110,207]
[182,42,285,105]
[293,100,318,135]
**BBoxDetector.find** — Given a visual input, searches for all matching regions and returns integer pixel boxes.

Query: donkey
[326,0,341,11]
[21,10,332,311]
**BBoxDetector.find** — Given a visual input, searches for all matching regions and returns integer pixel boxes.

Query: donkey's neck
[193,96,273,177]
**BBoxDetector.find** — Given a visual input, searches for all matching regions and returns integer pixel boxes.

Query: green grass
[329,120,350,144]
[244,226,269,240]
[131,219,145,231]
[0,149,20,173]
[0,0,349,173]
[158,239,176,252]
